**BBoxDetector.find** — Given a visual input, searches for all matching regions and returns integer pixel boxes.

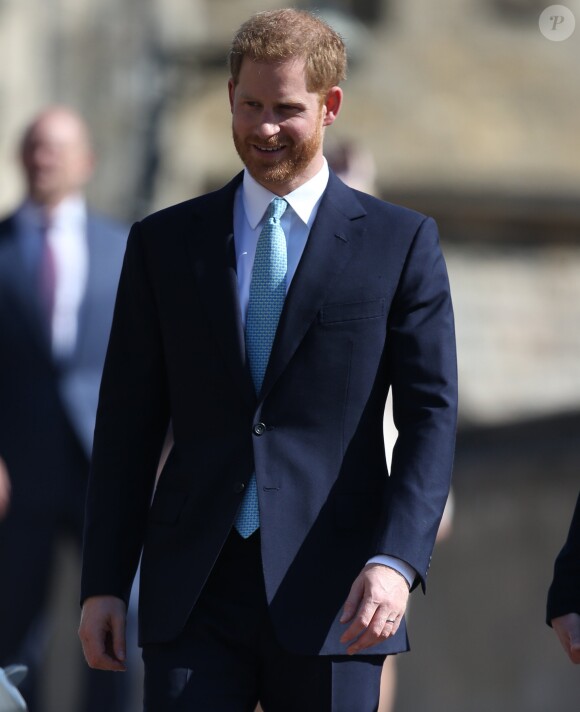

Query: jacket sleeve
[376,216,458,591]
[81,222,170,606]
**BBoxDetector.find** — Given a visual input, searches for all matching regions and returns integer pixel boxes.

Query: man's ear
[322,86,343,127]
[228,78,235,113]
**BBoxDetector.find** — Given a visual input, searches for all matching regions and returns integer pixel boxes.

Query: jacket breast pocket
[319,298,385,325]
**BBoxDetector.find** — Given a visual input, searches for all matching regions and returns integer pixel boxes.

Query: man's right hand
[79,595,127,671]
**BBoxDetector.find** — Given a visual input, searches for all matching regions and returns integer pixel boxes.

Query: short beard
[232,117,323,188]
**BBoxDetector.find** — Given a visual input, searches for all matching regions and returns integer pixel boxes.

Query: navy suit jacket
[0,209,126,504]
[547,492,580,623]
[81,171,458,655]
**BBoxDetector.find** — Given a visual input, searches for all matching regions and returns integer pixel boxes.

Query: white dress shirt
[233,162,328,325]
[233,161,416,588]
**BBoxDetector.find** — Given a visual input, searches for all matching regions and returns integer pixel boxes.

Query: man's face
[21,110,94,208]
[229,57,341,195]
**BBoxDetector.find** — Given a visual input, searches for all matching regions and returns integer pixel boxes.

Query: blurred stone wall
[3,0,580,216]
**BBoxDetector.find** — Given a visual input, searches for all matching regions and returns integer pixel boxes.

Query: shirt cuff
[366,555,416,589]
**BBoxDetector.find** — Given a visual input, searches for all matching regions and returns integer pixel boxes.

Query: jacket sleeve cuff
[366,554,417,589]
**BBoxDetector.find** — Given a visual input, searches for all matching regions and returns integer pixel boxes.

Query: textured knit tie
[234,197,288,538]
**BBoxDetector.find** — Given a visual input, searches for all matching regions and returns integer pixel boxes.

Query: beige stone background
[1,0,579,710]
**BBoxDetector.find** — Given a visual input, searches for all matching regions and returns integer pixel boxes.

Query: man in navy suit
[0,107,128,711]
[79,9,458,711]
[547,492,580,664]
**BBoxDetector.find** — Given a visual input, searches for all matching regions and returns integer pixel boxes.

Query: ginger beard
[232,104,324,189]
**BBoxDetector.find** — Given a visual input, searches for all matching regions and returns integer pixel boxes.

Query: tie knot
[265,197,287,223]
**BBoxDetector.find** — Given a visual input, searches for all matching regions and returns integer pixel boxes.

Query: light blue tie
[234,197,288,538]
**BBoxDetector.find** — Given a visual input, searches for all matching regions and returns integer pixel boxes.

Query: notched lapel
[260,178,366,400]
[184,181,256,409]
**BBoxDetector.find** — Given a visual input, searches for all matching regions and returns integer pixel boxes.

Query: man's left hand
[340,564,410,655]
[551,612,580,664]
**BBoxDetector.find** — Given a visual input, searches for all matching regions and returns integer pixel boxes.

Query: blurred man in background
[0,107,129,711]
[547,491,580,664]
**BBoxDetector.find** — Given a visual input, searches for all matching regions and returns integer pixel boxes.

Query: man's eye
[277,106,302,117]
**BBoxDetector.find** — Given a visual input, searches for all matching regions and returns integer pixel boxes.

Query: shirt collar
[18,194,87,230]
[242,159,330,230]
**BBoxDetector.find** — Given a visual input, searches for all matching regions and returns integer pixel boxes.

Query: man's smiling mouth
[254,144,286,153]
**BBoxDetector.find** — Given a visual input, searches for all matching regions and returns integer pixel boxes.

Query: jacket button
[253,422,266,436]
[233,482,245,494]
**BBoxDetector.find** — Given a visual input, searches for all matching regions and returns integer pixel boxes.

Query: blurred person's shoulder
[0,209,18,236]
[87,209,129,245]
[0,211,20,256]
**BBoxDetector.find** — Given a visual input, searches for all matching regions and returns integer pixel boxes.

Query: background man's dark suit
[0,209,126,707]
[81,169,457,659]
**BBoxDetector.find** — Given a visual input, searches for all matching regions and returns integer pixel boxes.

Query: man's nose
[255,112,281,139]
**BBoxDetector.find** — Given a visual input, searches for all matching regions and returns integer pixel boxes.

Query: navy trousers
[142,530,385,711]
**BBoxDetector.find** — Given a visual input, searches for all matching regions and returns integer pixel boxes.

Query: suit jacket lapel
[184,172,366,409]
[259,174,365,400]
[186,174,256,410]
